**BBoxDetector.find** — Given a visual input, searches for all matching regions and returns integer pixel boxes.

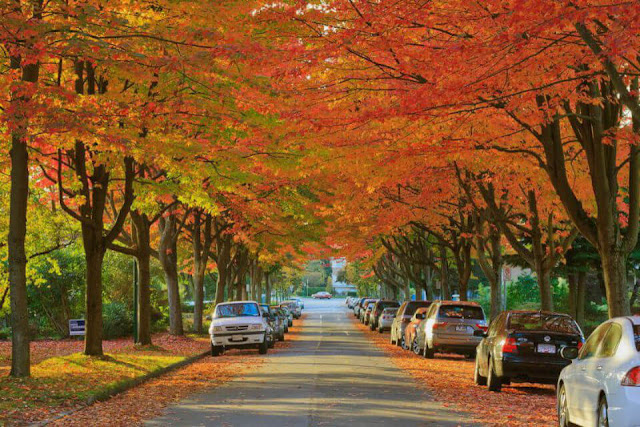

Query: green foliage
[0,326,10,340]
[102,302,133,339]
[475,274,571,315]
[346,261,379,297]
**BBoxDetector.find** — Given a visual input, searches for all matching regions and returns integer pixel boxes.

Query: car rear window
[404,301,431,316]
[507,313,581,335]
[438,305,484,320]
[379,301,399,310]
[634,325,640,351]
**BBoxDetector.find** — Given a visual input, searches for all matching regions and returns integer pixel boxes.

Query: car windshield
[438,305,484,320]
[215,303,260,318]
[405,301,431,316]
[507,313,581,334]
[634,325,640,351]
[379,301,399,310]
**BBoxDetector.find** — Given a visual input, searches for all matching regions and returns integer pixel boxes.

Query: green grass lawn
[0,339,207,425]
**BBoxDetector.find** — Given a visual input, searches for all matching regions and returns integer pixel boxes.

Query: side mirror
[560,346,579,360]
[473,330,487,338]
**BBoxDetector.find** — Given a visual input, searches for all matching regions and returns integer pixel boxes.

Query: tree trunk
[131,212,152,345]
[537,267,554,311]
[601,250,630,318]
[84,247,105,356]
[265,273,271,304]
[137,250,152,344]
[159,216,183,336]
[9,131,31,377]
[215,271,226,304]
[439,245,451,300]
[8,46,40,377]
[576,271,586,326]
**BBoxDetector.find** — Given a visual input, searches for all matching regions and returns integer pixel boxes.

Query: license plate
[537,343,556,354]
[455,325,468,332]
[230,335,243,342]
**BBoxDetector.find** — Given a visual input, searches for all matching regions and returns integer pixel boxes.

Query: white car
[208,301,269,356]
[557,316,640,427]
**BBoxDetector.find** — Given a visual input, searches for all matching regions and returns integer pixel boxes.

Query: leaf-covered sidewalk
[353,316,557,427]
[0,333,210,425]
[47,315,306,426]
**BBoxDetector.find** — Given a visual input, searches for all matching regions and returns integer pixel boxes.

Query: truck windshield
[215,303,260,318]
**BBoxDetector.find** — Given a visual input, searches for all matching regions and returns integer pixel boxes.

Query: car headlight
[249,324,263,330]
[213,326,223,332]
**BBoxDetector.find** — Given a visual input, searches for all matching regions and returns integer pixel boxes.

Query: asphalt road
[147,298,476,426]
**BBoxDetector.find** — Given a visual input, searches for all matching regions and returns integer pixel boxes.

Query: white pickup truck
[208,301,269,356]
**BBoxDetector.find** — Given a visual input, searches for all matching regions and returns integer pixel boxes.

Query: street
[147,298,476,426]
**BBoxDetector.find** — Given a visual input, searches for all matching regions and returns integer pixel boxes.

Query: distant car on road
[416,300,487,359]
[361,299,378,323]
[474,310,583,392]
[260,304,285,343]
[282,300,301,318]
[369,300,400,331]
[312,291,332,299]
[279,305,294,327]
[377,307,397,333]
[209,301,269,356]
[405,307,430,353]
[557,316,640,427]
[390,300,432,348]
[354,297,370,318]
[270,305,289,334]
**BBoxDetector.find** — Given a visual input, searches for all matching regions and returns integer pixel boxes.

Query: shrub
[0,326,10,340]
[103,302,133,339]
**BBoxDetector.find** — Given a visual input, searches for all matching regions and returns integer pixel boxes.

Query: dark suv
[474,310,584,392]
[390,300,432,348]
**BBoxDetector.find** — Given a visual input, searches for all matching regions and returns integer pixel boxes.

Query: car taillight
[577,341,583,351]
[432,322,446,330]
[622,367,640,386]
[475,324,488,332]
[502,337,518,354]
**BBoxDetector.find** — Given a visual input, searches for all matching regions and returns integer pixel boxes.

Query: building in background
[331,258,356,295]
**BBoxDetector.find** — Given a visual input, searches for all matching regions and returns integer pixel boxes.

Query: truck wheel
[211,343,223,357]
[258,336,269,355]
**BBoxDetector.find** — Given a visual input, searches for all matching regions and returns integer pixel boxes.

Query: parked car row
[348,295,640,426]
[208,299,304,356]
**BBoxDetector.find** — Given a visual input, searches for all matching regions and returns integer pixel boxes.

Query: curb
[32,350,210,426]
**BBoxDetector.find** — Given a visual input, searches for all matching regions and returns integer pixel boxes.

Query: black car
[474,310,584,392]
[369,300,400,330]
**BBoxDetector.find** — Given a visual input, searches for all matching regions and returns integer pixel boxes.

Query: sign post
[69,319,85,337]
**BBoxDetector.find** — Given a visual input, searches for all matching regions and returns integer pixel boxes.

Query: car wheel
[487,358,502,392]
[378,327,383,333]
[288,320,292,327]
[279,333,285,342]
[370,322,375,331]
[268,338,275,348]
[400,336,407,350]
[597,395,609,427]
[258,336,269,355]
[211,343,222,357]
[474,356,487,386]
[423,340,435,359]
[412,337,421,355]
[557,384,571,427]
